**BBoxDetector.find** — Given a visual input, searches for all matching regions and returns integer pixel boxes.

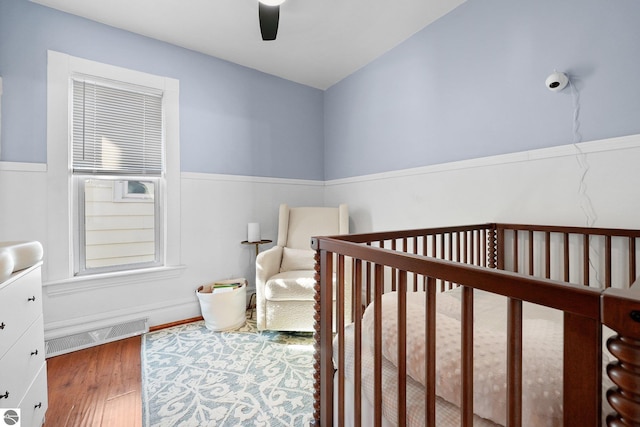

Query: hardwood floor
[44,336,143,427]
[44,317,203,426]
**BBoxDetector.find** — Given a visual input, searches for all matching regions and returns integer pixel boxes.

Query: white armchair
[255,203,348,331]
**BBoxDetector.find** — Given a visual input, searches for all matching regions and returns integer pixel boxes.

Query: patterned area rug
[141,318,315,426]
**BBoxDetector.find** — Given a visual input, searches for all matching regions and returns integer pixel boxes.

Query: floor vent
[45,318,149,358]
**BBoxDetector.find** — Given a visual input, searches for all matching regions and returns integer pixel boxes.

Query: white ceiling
[31,0,466,90]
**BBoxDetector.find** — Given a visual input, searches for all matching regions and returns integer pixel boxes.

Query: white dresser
[0,262,48,427]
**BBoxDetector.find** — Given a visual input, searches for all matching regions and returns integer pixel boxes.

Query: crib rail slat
[605,235,612,288]
[630,238,637,287]
[545,231,551,279]
[391,239,397,291]
[563,312,601,426]
[353,259,363,427]
[584,234,590,286]
[462,231,467,264]
[513,230,519,273]
[425,276,437,426]
[529,230,534,276]
[374,263,383,427]
[461,286,474,426]
[564,233,570,282]
[336,255,345,427]
[477,230,482,267]
[397,271,407,426]
[507,298,523,427]
[432,233,437,261]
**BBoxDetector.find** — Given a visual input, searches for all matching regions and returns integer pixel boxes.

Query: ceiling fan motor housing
[259,3,280,41]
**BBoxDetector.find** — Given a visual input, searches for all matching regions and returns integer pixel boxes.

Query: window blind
[72,79,163,175]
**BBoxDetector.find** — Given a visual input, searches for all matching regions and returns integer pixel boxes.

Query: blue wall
[0,0,325,180]
[324,0,640,179]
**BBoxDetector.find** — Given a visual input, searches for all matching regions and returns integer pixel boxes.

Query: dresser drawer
[18,363,48,427]
[0,315,46,408]
[0,266,43,359]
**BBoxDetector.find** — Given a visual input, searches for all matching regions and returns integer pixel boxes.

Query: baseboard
[44,296,200,341]
[149,316,204,332]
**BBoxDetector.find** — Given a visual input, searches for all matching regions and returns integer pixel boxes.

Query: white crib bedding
[335,323,500,427]
[335,288,613,427]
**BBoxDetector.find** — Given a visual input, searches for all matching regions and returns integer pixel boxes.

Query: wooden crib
[311,223,640,426]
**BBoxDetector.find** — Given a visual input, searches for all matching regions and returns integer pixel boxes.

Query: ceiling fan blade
[258,3,279,41]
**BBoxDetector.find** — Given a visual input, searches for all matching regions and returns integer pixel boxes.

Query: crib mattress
[335,323,499,427]
[335,288,614,426]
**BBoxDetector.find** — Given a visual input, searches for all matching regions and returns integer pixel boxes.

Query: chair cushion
[286,207,341,249]
[280,247,315,272]
[265,270,316,301]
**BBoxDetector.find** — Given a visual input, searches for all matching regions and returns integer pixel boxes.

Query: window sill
[43,265,186,297]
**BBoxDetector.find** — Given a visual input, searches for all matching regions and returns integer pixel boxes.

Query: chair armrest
[256,245,283,290]
[255,245,283,330]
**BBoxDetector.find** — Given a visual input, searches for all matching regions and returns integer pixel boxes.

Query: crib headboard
[311,223,640,427]
[495,223,640,289]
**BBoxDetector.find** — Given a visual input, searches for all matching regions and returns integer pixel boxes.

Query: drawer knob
[0,390,8,399]
[28,296,36,302]
[0,322,4,329]
[31,349,39,356]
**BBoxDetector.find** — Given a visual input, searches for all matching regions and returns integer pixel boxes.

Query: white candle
[247,222,261,242]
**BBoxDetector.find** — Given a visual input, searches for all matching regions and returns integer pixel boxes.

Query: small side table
[241,239,272,319]
[241,239,272,256]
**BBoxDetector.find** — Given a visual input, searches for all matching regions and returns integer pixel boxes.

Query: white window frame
[70,75,164,276]
[46,51,181,287]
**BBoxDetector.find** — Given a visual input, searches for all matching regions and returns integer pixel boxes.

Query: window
[71,78,164,275]
[46,51,181,286]
[76,177,161,273]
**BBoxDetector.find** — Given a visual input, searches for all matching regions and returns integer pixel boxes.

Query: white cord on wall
[567,77,602,286]
[569,80,597,228]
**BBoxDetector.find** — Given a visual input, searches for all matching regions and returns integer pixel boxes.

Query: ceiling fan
[258,0,285,41]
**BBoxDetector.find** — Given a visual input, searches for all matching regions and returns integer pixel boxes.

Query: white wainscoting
[324,134,640,234]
